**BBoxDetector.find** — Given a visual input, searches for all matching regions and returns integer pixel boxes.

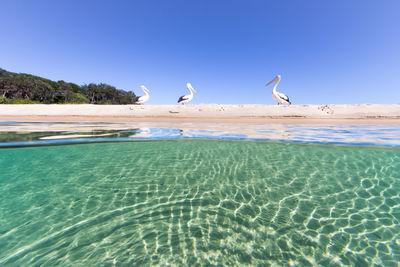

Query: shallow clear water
[1,138,400,265]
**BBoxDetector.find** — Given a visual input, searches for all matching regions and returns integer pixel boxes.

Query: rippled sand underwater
[0,140,399,266]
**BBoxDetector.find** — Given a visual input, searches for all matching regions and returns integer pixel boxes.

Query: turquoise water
[1,138,400,265]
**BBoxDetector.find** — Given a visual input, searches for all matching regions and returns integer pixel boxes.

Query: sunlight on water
[1,140,399,265]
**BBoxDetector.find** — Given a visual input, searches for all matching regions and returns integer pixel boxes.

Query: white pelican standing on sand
[134,85,150,104]
[266,75,291,105]
[178,83,196,104]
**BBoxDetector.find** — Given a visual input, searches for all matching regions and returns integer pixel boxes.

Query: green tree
[0,68,136,104]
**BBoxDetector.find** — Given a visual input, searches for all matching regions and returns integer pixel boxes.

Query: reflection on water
[0,122,400,147]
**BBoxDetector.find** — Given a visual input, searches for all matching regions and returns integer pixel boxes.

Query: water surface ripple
[1,140,399,265]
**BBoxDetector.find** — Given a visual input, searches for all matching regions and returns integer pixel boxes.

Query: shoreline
[0,104,399,125]
[1,115,400,125]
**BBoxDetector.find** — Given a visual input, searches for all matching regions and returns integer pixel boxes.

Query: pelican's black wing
[278,92,291,104]
[133,95,141,104]
[284,95,291,104]
[178,95,188,103]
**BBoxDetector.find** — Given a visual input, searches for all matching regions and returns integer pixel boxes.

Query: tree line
[0,68,137,104]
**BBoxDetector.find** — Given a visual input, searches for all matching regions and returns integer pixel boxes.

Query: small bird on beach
[266,75,291,105]
[134,85,150,104]
[178,83,196,104]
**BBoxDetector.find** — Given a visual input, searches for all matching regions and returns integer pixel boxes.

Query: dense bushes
[0,68,137,104]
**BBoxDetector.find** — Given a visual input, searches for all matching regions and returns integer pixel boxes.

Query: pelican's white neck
[272,78,280,93]
[187,86,194,96]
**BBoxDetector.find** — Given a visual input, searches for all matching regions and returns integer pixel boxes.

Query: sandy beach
[0,104,399,124]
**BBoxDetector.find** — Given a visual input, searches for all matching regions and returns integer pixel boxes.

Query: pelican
[134,85,150,104]
[178,83,196,104]
[266,75,291,105]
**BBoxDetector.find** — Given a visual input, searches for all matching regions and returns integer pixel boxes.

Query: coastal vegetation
[0,68,137,104]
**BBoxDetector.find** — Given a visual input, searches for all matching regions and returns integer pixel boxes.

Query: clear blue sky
[1,0,399,104]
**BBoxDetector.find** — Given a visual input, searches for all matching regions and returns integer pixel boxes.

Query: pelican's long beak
[266,76,278,87]
[140,85,149,93]
[191,87,197,93]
